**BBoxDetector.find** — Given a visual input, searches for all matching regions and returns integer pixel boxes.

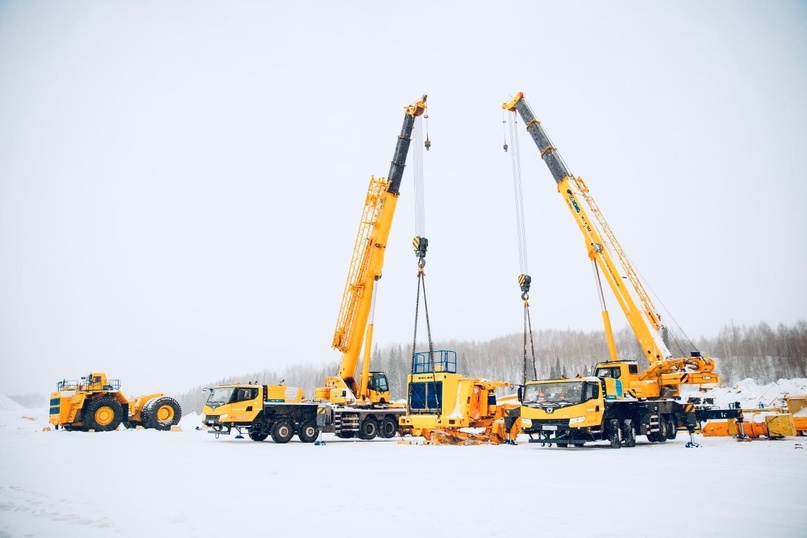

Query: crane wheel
[664,416,678,440]
[298,420,318,443]
[143,396,182,431]
[379,416,398,439]
[608,419,622,449]
[271,420,294,443]
[84,397,124,432]
[358,417,378,440]
[248,430,269,442]
[621,419,637,447]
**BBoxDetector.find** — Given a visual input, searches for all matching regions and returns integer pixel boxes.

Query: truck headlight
[218,413,228,420]
[521,418,532,428]
[569,416,585,425]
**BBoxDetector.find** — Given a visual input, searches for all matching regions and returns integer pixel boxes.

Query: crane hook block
[518,274,532,294]
[503,142,508,152]
[425,137,431,151]
[413,236,429,260]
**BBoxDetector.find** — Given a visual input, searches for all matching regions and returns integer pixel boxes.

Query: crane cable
[505,109,538,384]
[410,113,435,375]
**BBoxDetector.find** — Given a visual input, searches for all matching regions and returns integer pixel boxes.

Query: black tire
[271,420,294,443]
[622,419,636,447]
[665,415,677,440]
[557,442,569,448]
[379,416,398,439]
[608,419,621,449]
[84,397,123,432]
[249,430,269,441]
[142,396,182,431]
[298,420,318,443]
[335,431,355,439]
[358,417,378,440]
[656,418,668,443]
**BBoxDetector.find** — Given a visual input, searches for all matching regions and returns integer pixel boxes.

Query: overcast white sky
[1,1,805,396]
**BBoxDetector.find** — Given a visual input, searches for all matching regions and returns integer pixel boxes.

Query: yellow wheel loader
[49,372,182,432]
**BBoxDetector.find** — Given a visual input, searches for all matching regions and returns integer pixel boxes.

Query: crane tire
[665,416,677,440]
[379,416,398,439]
[621,419,636,447]
[248,430,269,442]
[298,420,318,443]
[271,420,294,443]
[358,417,378,440]
[84,397,124,432]
[608,419,622,449]
[142,396,181,431]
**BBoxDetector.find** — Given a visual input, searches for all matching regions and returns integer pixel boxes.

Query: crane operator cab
[366,371,391,404]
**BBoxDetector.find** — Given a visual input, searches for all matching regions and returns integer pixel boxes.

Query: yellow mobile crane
[202,95,427,442]
[503,92,726,447]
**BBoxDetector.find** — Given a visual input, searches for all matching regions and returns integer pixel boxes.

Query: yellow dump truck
[49,372,182,432]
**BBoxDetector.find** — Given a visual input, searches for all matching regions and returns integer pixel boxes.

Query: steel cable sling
[504,107,538,384]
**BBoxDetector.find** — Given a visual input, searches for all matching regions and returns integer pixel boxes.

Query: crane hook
[424,114,431,150]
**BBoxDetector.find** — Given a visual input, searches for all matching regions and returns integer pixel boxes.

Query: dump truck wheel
[84,397,123,432]
[298,420,318,443]
[622,419,636,447]
[271,420,294,443]
[358,417,378,440]
[379,416,398,439]
[143,397,182,431]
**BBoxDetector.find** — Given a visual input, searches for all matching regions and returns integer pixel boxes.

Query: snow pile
[0,407,49,432]
[681,378,807,409]
[178,411,202,430]
[0,394,25,411]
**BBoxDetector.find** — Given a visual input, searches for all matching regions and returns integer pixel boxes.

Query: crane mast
[324,95,428,404]
[503,92,717,398]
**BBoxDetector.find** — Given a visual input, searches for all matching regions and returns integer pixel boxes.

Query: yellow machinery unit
[399,350,520,444]
[787,395,807,436]
[49,372,182,432]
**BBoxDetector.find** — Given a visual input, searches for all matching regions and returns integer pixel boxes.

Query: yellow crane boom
[503,92,718,398]
[322,95,428,405]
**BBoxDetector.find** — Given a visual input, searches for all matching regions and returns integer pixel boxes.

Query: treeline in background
[176,320,807,415]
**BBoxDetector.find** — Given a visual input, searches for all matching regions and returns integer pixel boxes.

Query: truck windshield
[205,387,235,409]
[523,381,585,405]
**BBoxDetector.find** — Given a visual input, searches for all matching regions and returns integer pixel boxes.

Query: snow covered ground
[2,380,806,538]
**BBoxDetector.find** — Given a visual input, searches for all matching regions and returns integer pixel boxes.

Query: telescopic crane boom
[321,95,428,405]
[503,92,718,399]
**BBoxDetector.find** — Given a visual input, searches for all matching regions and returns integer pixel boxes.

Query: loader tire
[298,420,318,443]
[379,416,398,439]
[84,397,124,432]
[621,419,636,447]
[271,420,294,443]
[608,419,621,449]
[142,396,182,431]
